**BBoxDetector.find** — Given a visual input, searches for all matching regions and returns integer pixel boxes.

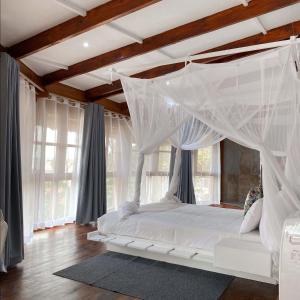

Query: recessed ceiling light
[166,80,170,85]
[83,42,89,48]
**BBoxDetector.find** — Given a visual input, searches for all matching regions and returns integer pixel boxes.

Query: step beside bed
[87,231,272,279]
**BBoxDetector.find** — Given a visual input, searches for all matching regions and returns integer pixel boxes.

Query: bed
[98,203,260,250]
[92,203,276,284]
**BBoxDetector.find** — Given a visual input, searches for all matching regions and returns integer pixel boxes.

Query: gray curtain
[169,146,196,204]
[0,52,24,268]
[76,103,106,224]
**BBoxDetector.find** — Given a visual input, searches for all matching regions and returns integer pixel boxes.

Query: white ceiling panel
[21,57,61,76]
[25,25,135,71]
[113,0,242,39]
[93,50,168,77]
[62,50,168,90]
[62,74,102,90]
[161,19,261,59]
[258,3,300,31]
[108,93,126,103]
[0,0,109,47]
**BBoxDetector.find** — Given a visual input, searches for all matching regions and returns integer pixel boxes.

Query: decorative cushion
[243,185,263,216]
[240,198,263,234]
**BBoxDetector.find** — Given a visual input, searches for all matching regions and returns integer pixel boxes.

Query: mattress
[97,203,260,252]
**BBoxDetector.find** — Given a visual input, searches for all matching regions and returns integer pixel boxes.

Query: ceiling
[1,0,300,104]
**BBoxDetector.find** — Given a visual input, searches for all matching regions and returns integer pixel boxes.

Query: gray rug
[54,251,234,300]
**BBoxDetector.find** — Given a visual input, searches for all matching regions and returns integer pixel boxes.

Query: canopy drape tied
[161,148,182,203]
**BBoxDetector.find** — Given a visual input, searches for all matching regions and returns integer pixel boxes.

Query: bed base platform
[87,231,277,285]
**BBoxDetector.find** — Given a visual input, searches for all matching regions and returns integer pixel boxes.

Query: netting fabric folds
[120,45,300,257]
[162,117,223,203]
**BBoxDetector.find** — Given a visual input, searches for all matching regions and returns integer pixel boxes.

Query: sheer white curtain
[19,78,36,243]
[34,95,84,229]
[105,112,133,211]
[141,143,171,204]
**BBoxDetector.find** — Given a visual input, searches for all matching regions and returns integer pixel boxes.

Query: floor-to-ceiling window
[34,96,84,228]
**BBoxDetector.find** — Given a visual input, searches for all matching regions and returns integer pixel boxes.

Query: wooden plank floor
[0,224,278,300]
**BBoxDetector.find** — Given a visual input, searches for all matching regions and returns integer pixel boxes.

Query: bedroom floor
[0,224,278,300]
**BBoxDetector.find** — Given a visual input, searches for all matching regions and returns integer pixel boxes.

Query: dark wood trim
[18,61,126,113]
[42,0,299,85]
[86,20,300,100]
[220,140,225,204]
[8,0,160,59]
[19,61,45,91]
[94,98,130,116]
[0,44,6,52]
[43,83,86,102]
[210,203,242,210]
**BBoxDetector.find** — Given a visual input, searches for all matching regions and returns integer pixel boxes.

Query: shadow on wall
[221,139,260,206]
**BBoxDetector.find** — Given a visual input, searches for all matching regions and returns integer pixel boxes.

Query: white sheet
[98,203,260,251]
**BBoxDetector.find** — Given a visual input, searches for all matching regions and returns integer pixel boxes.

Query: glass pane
[45,145,56,173]
[196,146,212,173]
[65,147,76,173]
[46,127,56,143]
[193,176,212,203]
[55,180,71,219]
[159,144,171,152]
[67,131,77,145]
[35,125,42,142]
[158,152,170,172]
[106,176,114,211]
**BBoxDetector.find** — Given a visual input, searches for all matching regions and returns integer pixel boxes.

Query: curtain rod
[104,110,130,120]
[110,37,300,74]
[20,72,45,92]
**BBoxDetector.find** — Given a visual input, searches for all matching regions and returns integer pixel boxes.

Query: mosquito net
[120,44,300,260]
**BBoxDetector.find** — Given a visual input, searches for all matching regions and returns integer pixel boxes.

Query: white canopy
[120,44,300,260]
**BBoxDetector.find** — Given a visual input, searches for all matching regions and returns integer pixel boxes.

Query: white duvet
[97,203,260,251]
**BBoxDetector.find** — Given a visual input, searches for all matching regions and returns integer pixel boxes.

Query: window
[105,114,220,210]
[34,98,84,228]
[145,143,171,176]
[105,115,133,211]
[141,143,171,204]
[192,144,220,205]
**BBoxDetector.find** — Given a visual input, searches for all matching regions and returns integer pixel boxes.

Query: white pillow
[118,201,139,220]
[240,198,263,234]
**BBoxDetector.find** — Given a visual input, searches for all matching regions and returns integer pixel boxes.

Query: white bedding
[97,203,260,251]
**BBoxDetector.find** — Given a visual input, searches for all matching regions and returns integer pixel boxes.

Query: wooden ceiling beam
[42,0,299,85]
[2,43,126,113]
[86,20,300,100]
[94,98,129,116]
[8,0,160,59]
[19,61,45,92]
[43,83,86,101]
